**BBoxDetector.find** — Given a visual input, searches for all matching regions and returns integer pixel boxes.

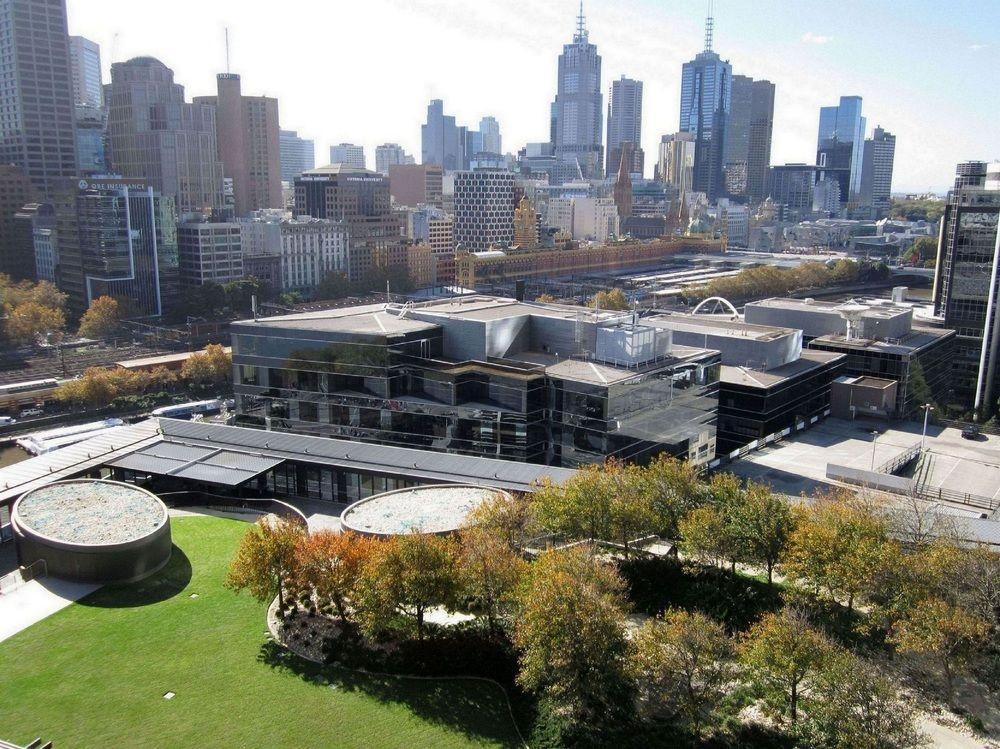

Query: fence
[876,442,921,476]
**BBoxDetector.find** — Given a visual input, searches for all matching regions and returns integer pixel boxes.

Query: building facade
[276,218,349,294]
[478,117,501,156]
[177,221,244,287]
[454,169,515,251]
[389,164,443,208]
[724,76,774,203]
[859,126,896,219]
[231,296,719,468]
[513,195,539,248]
[55,176,179,317]
[0,0,78,196]
[294,165,404,282]
[69,35,102,108]
[194,74,282,217]
[932,161,1000,412]
[375,143,414,175]
[656,132,696,195]
[279,129,315,182]
[105,57,224,217]
[551,8,603,180]
[329,143,365,169]
[606,76,643,177]
[0,164,39,280]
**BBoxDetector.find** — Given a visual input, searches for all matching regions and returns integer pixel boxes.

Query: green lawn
[0,515,521,748]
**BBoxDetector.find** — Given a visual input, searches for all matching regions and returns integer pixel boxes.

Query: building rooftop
[235,305,438,336]
[721,349,845,389]
[647,313,794,342]
[340,485,506,536]
[299,164,379,177]
[811,326,955,355]
[748,296,912,321]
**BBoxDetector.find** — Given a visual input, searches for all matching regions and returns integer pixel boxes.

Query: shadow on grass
[77,544,192,608]
[256,639,522,748]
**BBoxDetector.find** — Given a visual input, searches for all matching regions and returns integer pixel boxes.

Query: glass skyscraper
[679,17,731,201]
[551,7,603,181]
[815,95,866,203]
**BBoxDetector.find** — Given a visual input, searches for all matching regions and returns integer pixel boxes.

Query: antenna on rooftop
[704,0,714,52]
[224,27,231,74]
[574,1,588,43]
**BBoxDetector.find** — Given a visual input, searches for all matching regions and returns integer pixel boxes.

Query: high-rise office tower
[859,126,896,218]
[513,195,539,248]
[389,164,443,208]
[69,35,102,108]
[551,5,603,181]
[421,99,463,171]
[177,221,244,287]
[816,95,866,204]
[375,143,414,175]
[329,143,365,169]
[723,75,774,203]
[656,132,696,195]
[279,129,315,182]
[0,0,78,196]
[294,165,404,282]
[0,164,39,280]
[606,76,643,177]
[55,176,179,317]
[478,117,502,156]
[194,74,282,217]
[105,57,224,217]
[932,161,1000,412]
[454,168,515,251]
[679,12,731,201]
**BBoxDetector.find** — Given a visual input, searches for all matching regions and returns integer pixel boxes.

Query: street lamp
[871,430,879,470]
[921,403,934,450]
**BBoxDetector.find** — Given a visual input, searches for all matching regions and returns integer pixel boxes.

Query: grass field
[0,515,521,748]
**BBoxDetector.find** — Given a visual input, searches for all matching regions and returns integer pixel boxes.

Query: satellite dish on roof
[837,303,868,341]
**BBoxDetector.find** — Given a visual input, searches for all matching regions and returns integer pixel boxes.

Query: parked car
[961,424,981,440]
[0,416,16,426]
[18,407,44,418]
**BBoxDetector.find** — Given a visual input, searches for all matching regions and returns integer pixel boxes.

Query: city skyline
[65,0,998,193]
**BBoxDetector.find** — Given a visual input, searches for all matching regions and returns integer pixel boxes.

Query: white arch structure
[691,296,739,318]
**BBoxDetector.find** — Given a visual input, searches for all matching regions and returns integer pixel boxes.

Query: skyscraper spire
[704,0,714,52]
[574,1,588,43]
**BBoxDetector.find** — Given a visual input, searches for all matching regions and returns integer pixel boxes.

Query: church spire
[574,1,588,43]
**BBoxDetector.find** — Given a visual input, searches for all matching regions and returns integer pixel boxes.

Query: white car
[0,416,16,426]
[19,407,44,418]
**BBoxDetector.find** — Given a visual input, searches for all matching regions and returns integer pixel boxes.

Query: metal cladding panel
[203,451,284,472]
[528,314,595,358]
[484,314,531,359]
[109,453,186,475]
[173,463,257,486]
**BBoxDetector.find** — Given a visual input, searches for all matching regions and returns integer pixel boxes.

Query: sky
[66,0,999,193]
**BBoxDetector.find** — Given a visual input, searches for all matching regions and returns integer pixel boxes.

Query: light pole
[871,430,879,470]
[921,403,934,450]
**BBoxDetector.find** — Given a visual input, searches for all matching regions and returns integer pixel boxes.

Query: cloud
[801,32,832,45]
[969,43,988,51]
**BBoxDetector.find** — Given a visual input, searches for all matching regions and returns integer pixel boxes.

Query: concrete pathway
[0,577,98,643]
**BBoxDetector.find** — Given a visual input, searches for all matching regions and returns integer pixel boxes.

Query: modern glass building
[231,297,720,469]
[606,76,643,177]
[932,161,1000,413]
[816,96,866,204]
[679,19,731,201]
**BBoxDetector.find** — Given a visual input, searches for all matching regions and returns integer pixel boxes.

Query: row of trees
[53,344,232,407]
[225,457,998,746]
[684,258,891,305]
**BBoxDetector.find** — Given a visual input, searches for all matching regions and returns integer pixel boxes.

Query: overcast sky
[67,0,999,193]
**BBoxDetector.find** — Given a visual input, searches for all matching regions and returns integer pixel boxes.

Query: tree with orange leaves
[294,530,375,624]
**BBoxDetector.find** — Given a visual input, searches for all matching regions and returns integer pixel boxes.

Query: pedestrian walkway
[0,577,98,643]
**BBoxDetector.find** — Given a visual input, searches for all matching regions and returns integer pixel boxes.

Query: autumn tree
[890,597,989,702]
[589,287,630,311]
[534,293,557,303]
[0,276,67,310]
[631,609,734,738]
[458,523,527,635]
[181,344,232,389]
[640,454,705,539]
[514,546,633,728]
[730,483,794,583]
[293,530,375,625]
[679,505,733,569]
[531,464,612,543]
[740,608,832,725]
[466,490,535,553]
[803,650,927,749]
[355,532,460,640]
[77,295,122,339]
[5,301,65,345]
[783,495,900,611]
[225,517,305,610]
